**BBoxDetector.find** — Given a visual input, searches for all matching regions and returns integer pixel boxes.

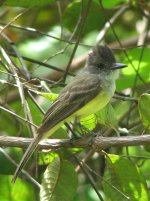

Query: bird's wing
[12,74,101,184]
[37,74,101,134]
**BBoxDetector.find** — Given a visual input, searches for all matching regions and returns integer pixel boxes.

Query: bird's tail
[11,133,42,183]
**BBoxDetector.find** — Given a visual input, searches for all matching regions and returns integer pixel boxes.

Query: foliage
[40,157,78,201]
[104,154,149,201]
[0,175,35,201]
[0,0,150,201]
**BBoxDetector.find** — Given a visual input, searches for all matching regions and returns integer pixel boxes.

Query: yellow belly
[73,90,113,118]
[45,86,115,138]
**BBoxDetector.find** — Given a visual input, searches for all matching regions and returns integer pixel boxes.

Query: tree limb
[0,135,150,151]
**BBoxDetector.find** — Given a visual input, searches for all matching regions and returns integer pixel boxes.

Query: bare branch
[0,135,150,150]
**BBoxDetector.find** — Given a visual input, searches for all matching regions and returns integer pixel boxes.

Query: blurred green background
[0,0,150,201]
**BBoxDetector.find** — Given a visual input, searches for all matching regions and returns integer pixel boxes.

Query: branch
[1,135,150,150]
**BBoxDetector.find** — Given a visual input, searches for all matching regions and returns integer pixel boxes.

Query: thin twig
[99,0,148,88]
[113,94,138,102]
[27,91,45,115]
[126,20,150,126]
[56,1,63,39]
[81,159,130,200]
[75,149,95,172]
[0,148,41,188]
[0,21,92,47]
[96,4,128,44]
[0,9,29,33]
[36,0,90,71]
[74,156,104,201]
[0,106,38,128]
[1,47,36,136]
[0,22,30,79]
[6,51,74,77]
[63,0,92,81]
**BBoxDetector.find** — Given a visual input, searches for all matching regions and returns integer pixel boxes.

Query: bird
[12,45,126,183]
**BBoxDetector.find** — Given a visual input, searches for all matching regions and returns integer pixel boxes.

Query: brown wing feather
[37,74,101,134]
[12,74,101,183]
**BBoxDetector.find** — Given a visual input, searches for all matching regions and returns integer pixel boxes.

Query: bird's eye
[96,63,105,69]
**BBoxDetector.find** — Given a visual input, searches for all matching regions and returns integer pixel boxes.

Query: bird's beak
[111,63,127,70]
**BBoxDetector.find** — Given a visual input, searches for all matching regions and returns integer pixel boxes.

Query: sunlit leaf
[38,152,58,165]
[30,89,58,102]
[117,48,150,90]
[40,92,58,102]
[138,93,150,126]
[80,113,97,131]
[104,154,149,201]
[96,103,118,132]
[40,157,78,201]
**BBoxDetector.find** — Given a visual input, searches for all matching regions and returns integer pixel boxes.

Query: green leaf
[117,47,150,91]
[0,175,35,201]
[80,113,97,131]
[96,103,118,132]
[101,0,128,8]
[63,0,104,35]
[5,0,55,7]
[40,93,59,102]
[30,89,59,102]
[38,152,58,166]
[40,157,78,201]
[104,154,149,201]
[138,93,150,126]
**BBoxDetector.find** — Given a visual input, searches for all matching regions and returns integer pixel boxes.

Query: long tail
[11,133,42,183]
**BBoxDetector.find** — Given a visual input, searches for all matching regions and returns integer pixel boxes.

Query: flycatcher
[12,45,127,183]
